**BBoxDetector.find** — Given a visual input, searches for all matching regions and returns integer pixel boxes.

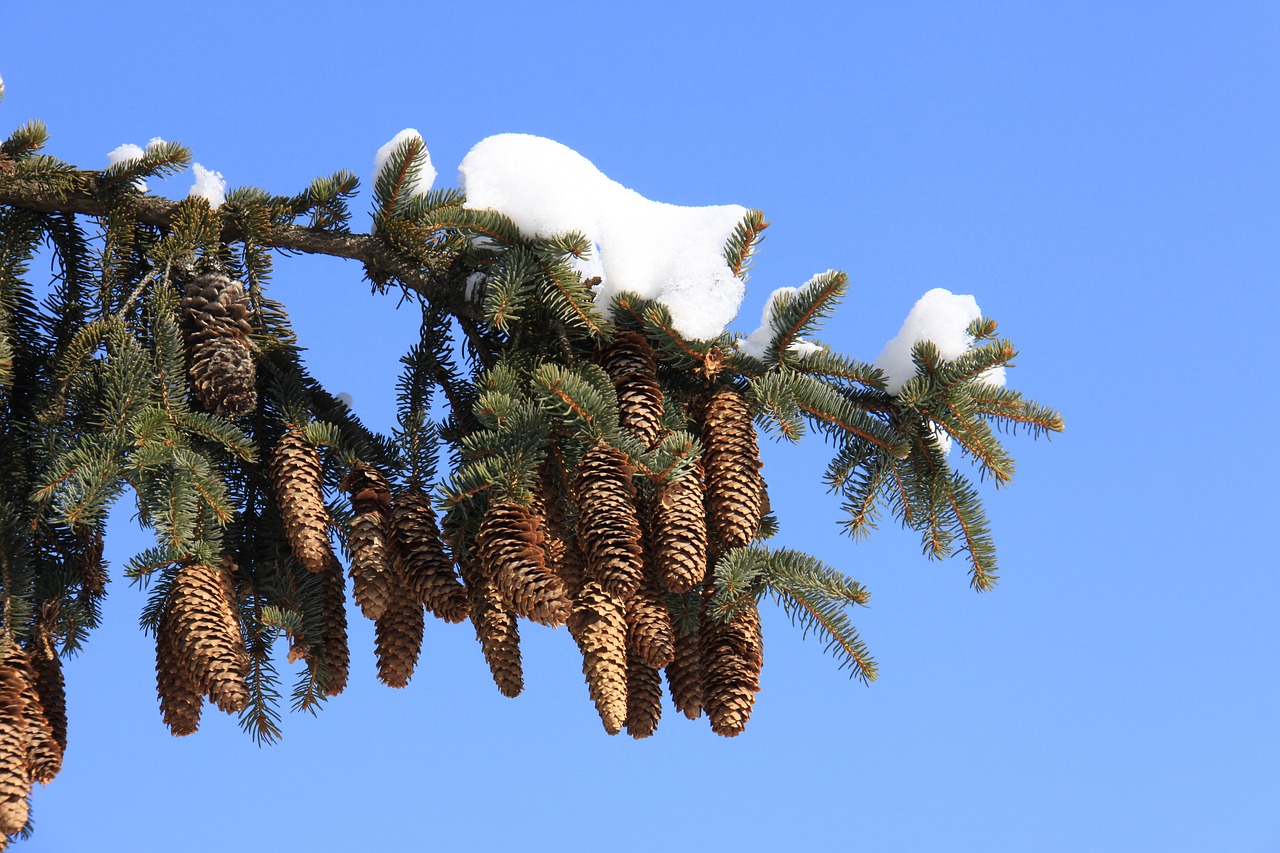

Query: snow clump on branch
[875,286,1008,396]
[188,164,227,210]
[373,128,436,199]
[459,133,749,341]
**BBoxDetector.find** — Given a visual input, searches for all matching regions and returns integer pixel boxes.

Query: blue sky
[3,2,1278,850]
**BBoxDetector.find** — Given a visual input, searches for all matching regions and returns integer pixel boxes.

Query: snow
[335,392,354,408]
[736,286,798,360]
[188,163,227,210]
[146,137,168,151]
[106,143,148,191]
[788,339,825,358]
[875,287,1008,395]
[458,133,749,340]
[373,129,436,200]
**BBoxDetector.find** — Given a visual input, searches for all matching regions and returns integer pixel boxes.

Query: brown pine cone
[28,613,67,755]
[76,528,108,598]
[652,463,708,592]
[1,652,60,786]
[476,502,570,628]
[532,459,585,595]
[168,561,250,715]
[702,388,766,550]
[188,336,257,418]
[374,593,425,689]
[571,443,645,600]
[318,554,350,697]
[700,593,763,738]
[666,622,704,720]
[155,604,203,736]
[390,491,469,623]
[568,580,628,735]
[458,552,523,698]
[599,332,665,449]
[626,576,675,669]
[624,652,663,739]
[180,272,254,341]
[271,426,333,574]
[0,710,29,837]
[343,464,395,621]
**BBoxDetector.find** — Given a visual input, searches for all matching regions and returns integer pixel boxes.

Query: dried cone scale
[458,551,523,698]
[476,502,571,627]
[343,464,395,621]
[180,272,257,418]
[271,426,333,574]
[624,652,663,739]
[568,580,628,735]
[390,491,469,623]
[599,331,665,449]
[702,388,766,550]
[168,561,251,715]
[700,595,764,737]
[572,443,645,600]
[374,594,425,689]
[652,463,708,593]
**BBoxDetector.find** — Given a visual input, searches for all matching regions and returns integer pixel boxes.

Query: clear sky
[3,2,1278,850]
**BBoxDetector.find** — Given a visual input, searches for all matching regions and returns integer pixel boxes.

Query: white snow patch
[875,288,988,395]
[373,129,436,200]
[788,339,825,358]
[146,137,168,152]
[106,143,148,191]
[928,423,953,455]
[736,286,798,360]
[188,163,227,210]
[459,133,748,340]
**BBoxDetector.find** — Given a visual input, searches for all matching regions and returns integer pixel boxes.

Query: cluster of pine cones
[455,332,770,738]
[0,615,65,848]
[164,273,771,740]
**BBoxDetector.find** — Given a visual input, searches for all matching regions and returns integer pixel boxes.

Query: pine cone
[568,580,628,735]
[28,621,67,755]
[458,553,523,698]
[390,491,469,624]
[315,555,350,697]
[652,463,707,592]
[2,651,60,786]
[571,443,645,600]
[343,463,395,621]
[181,272,257,418]
[532,458,585,595]
[168,561,250,715]
[599,332,665,449]
[188,336,257,418]
[666,623,704,720]
[76,527,108,598]
[155,605,203,736]
[476,502,571,627]
[271,426,333,574]
[702,388,765,550]
[700,594,763,737]
[374,593,425,689]
[626,576,675,669]
[0,696,28,837]
[624,652,663,739]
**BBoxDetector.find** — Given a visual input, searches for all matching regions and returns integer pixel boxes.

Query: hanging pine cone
[76,527,107,599]
[374,593,425,689]
[532,458,585,595]
[700,593,764,737]
[390,491,469,624]
[702,388,766,550]
[458,552,523,698]
[666,623,704,720]
[342,463,395,621]
[271,426,333,575]
[626,575,675,670]
[2,652,59,787]
[0,673,29,838]
[571,443,645,600]
[568,580,628,735]
[599,331,665,449]
[180,272,257,418]
[652,463,708,592]
[476,502,571,627]
[167,560,251,715]
[318,554,350,697]
[28,618,66,756]
[624,652,663,739]
[155,604,203,736]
